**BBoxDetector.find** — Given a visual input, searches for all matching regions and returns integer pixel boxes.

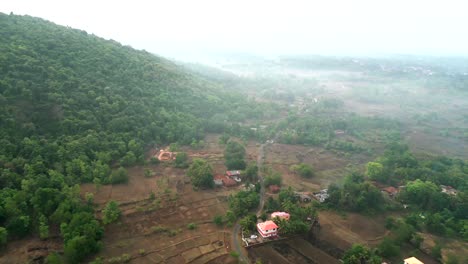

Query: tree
[174,152,189,168]
[244,163,258,182]
[377,238,400,258]
[290,163,314,178]
[110,167,128,184]
[342,244,382,264]
[120,151,137,166]
[264,171,282,187]
[187,159,214,189]
[240,214,257,232]
[224,141,246,170]
[39,214,49,240]
[144,168,153,178]
[0,227,7,247]
[366,162,385,182]
[219,134,230,145]
[102,201,121,225]
[213,215,223,226]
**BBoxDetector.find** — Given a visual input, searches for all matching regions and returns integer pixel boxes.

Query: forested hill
[0,13,262,262]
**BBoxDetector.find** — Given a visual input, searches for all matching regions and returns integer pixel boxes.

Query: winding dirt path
[232,141,269,263]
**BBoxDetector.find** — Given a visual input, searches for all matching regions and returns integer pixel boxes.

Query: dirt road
[232,141,269,263]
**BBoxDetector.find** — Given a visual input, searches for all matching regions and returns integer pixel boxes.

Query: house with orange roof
[257,220,279,238]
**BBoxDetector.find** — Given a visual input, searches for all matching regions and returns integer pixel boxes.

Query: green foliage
[102,201,121,225]
[264,171,282,187]
[219,134,230,145]
[45,253,63,264]
[326,172,384,213]
[239,214,257,232]
[290,163,314,178]
[366,162,384,181]
[61,212,103,263]
[174,152,189,168]
[224,141,246,170]
[110,167,129,184]
[144,168,153,178]
[120,151,137,167]
[244,162,259,182]
[446,254,460,264]
[228,191,260,218]
[342,244,382,264]
[0,13,265,261]
[431,243,442,261]
[187,159,214,189]
[213,215,224,226]
[187,223,197,230]
[0,227,7,247]
[39,214,49,240]
[377,237,400,258]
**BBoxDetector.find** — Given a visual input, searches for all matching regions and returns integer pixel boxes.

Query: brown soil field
[80,134,248,263]
[265,143,370,190]
[317,211,387,249]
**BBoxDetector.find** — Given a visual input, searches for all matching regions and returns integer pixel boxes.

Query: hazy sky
[2,0,468,59]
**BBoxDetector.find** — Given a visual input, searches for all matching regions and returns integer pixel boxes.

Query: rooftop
[257,220,278,231]
[226,170,241,176]
[404,257,424,264]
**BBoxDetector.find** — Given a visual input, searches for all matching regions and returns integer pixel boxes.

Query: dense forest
[0,13,270,262]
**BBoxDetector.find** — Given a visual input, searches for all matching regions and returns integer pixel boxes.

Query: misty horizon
[2,0,468,61]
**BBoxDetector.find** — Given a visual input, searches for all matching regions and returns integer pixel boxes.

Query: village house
[271,212,290,221]
[404,256,424,264]
[213,174,237,187]
[213,175,224,187]
[226,170,242,183]
[257,220,279,238]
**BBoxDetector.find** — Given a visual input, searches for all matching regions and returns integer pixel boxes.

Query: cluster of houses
[213,170,242,188]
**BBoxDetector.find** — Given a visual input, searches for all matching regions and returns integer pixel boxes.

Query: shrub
[110,167,129,184]
[213,215,224,226]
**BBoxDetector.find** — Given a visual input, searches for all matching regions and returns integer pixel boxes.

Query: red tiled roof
[257,220,278,231]
[222,176,237,187]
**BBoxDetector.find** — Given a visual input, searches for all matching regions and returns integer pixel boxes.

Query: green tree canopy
[187,159,214,189]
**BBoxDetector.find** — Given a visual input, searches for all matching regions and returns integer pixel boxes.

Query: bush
[110,167,129,184]
[144,168,153,178]
[102,201,121,225]
[150,157,160,165]
[377,238,400,258]
[187,223,197,230]
[174,152,189,168]
[0,227,7,247]
[213,215,224,226]
[290,163,314,178]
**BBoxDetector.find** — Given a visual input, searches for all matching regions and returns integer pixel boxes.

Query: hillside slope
[0,13,262,262]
